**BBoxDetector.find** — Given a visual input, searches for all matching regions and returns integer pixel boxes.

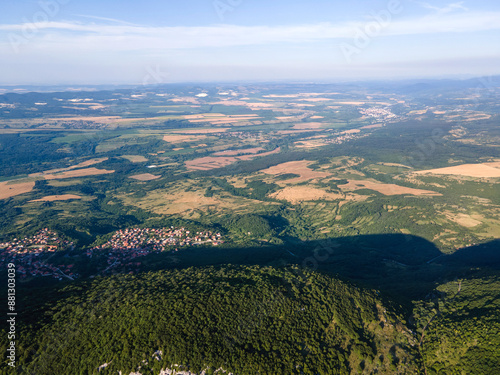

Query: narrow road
[419,314,438,346]
[55,267,74,281]
[103,259,119,272]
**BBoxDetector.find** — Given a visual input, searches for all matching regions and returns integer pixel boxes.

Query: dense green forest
[419,275,500,374]
[1,266,421,375]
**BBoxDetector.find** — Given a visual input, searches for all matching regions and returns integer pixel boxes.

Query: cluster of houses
[359,107,397,120]
[0,229,76,280]
[329,132,367,145]
[0,227,225,279]
[85,227,224,274]
[15,261,76,281]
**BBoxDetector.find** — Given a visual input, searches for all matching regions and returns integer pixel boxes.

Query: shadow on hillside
[13,234,498,309]
[138,234,499,304]
[436,239,500,267]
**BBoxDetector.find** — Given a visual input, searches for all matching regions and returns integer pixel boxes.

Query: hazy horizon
[1,0,500,85]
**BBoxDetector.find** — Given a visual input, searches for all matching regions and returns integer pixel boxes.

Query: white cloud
[0,9,499,54]
[0,9,499,65]
[72,14,142,26]
[414,1,469,14]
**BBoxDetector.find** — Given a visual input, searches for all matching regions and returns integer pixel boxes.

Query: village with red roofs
[1,227,224,280]
[0,228,75,280]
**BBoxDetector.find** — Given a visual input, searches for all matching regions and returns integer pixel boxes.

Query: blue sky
[1,0,500,84]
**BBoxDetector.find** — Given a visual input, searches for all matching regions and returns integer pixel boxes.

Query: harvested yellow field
[293,122,324,130]
[245,102,276,108]
[214,147,264,156]
[163,134,207,143]
[414,163,500,178]
[338,180,441,196]
[263,93,338,98]
[68,102,107,109]
[206,117,262,125]
[0,181,35,200]
[186,156,238,170]
[292,103,316,107]
[276,116,297,120]
[361,124,383,129]
[187,117,259,124]
[185,114,258,120]
[46,116,121,123]
[71,158,108,168]
[378,162,411,168]
[88,104,107,110]
[121,155,148,163]
[171,128,229,134]
[486,161,500,168]
[277,129,324,135]
[129,173,161,181]
[444,212,483,228]
[43,168,114,180]
[210,100,248,106]
[294,140,329,149]
[186,148,280,170]
[261,160,330,182]
[262,94,301,98]
[297,98,332,102]
[183,113,225,119]
[29,158,109,177]
[465,114,491,121]
[332,101,366,105]
[30,194,82,202]
[127,188,271,217]
[236,148,280,160]
[157,191,222,214]
[270,186,343,204]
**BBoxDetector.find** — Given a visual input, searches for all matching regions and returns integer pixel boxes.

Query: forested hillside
[3,266,421,375]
